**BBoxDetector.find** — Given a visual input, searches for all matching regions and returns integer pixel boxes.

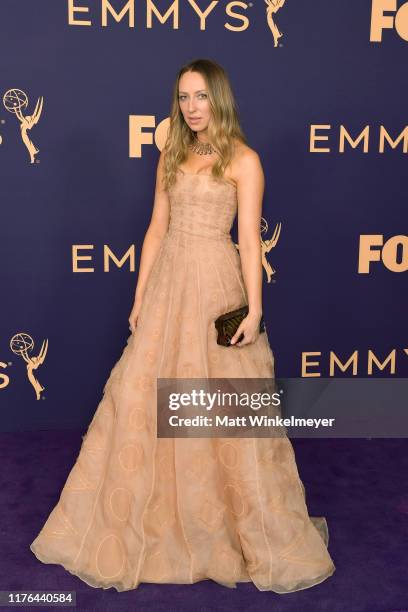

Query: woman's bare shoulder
[230,140,263,183]
[233,140,261,162]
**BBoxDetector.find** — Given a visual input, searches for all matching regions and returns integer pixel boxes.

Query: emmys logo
[68,1,288,45]
[310,125,408,153]
[370,0,408,42]
[9,333,48,400]
[358,235,408,273]
[2,88,43,163]
[235,218,281,283]
[265,0,287,47]
[301,348,408,376]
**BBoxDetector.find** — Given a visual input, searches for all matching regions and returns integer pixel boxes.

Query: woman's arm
[230,148,264,346]
[134,150,170,302]
[236,149,264,318]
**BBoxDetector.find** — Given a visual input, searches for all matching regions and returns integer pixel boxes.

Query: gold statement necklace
[188,135,216,155]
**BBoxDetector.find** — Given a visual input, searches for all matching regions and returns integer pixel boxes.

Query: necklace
[188,136,215,155]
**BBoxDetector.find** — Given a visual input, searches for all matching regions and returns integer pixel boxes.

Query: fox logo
[358,235,408,273]
[370,0,408,42]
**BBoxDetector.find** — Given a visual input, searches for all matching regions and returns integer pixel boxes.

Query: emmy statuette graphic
[265,0,287,47]
[260,218,281,282]
[235,217,281,283]
[10,333,48,400]
[3,88,43,163]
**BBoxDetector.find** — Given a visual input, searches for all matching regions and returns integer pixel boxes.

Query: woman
[30,58,336,593]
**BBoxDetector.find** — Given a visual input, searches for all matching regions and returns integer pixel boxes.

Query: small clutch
[214,304,266,347]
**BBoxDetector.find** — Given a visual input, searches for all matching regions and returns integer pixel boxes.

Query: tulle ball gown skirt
[30,171,336,592]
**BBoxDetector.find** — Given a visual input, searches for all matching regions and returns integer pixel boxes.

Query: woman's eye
[178,94,207,101]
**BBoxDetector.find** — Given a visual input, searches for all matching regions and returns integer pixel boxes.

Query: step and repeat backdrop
[0,1,406,430]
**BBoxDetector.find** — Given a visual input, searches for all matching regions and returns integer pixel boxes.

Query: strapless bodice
[166,169,237,240]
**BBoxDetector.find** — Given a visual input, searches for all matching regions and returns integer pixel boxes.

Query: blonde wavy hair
[162,58,248,191]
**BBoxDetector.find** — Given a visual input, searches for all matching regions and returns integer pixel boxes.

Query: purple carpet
[1,431,407,612]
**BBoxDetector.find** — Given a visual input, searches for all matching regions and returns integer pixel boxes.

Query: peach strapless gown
[30,169,336,592]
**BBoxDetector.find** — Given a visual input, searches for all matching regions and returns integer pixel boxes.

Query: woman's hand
[230,312,262,347]
[128,297,143,334]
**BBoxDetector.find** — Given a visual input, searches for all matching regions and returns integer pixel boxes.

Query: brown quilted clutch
[214,304,266,347]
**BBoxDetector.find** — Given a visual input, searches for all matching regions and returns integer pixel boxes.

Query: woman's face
[178,70,211,133]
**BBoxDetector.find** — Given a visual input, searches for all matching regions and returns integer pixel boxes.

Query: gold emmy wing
[30,169,336,592]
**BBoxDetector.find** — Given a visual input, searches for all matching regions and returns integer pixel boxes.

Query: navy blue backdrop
[0,0,406,430]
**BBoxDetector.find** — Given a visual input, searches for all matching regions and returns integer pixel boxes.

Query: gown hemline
[30,541,335,594]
